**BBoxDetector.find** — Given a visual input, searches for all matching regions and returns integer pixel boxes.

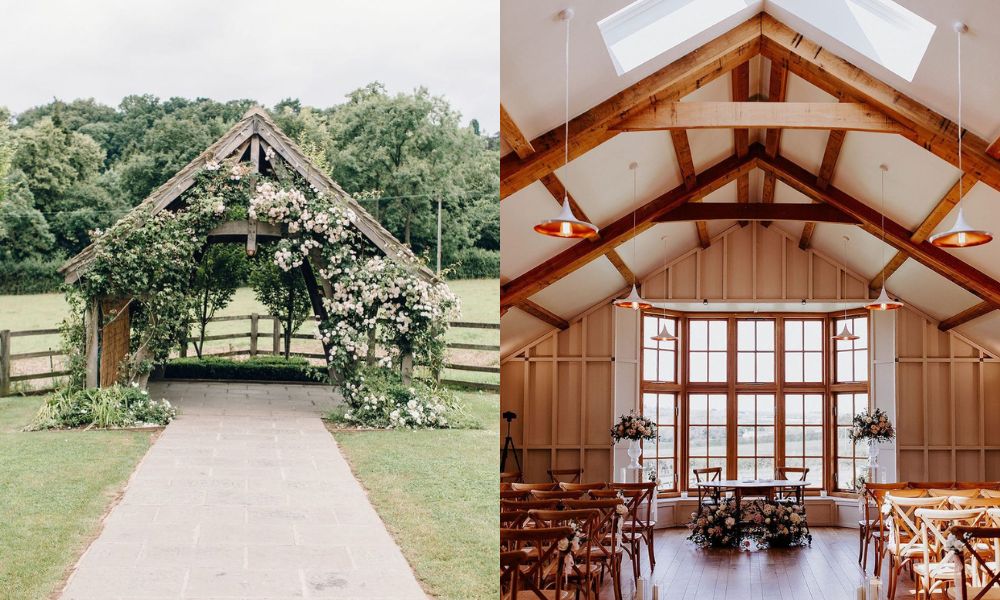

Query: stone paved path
[61,381,427,600]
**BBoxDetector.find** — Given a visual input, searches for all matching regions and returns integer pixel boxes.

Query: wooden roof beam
[759,59,788,227]
[518,299,570,330]
[760,14,1000,194]
[653,202,856,223]
[613,102,903,133]
[501,151,757,309]
[732,62,751,225]
[800,129,847,249]
[538,173,635,285]
[500,103,535,159]
[756,147,1000,307]
[669,129,710,248]
[939,301,995,332]
[868,172,978,291]
[500,15,762,199]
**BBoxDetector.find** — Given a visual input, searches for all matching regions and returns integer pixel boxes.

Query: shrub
[28,384,177,430]
[0,257,64,294]
[335,367,457,429]
[162,355,329,383]
[448,247,499,279]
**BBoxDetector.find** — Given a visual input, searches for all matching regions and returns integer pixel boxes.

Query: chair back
[501,499,559,513]
[500,550,528,600]
[950,526,1000,600]
[560,481,608,492]
[511,482,559,492]
[611,482,657,525]
[501,489,529,501]
[777,466,809,481]
[959,481,1000,490]
[950,497,1000,510]
[500,471,522,483]
[982,489,1000,499]
[528,509,599,590]
[931,488,980,498]
[531,490,586,501]
[914,508,986,592]
[548,468,583,483]
[501,510,531,533]
[500,527,572,599]
[561,498,624,564]
[909,481,957,490]
[694,467,722,483]
[886,495,949,560]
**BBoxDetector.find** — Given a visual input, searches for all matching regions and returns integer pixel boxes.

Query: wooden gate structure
[58,107,436,388]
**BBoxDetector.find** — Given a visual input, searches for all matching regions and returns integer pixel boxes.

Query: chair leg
[858,525,865,567]
[612,555,623,600]
[646,528,656,569]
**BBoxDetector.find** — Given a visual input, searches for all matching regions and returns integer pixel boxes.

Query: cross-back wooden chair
[501,526,574,600]
[502,490,530,501]
[501,499,559,513]
[501,471,523,484]
[982,489,1000,499]
[501,550,529,600]
[860,482,909,573]
[913,508,987,599]
[532,490,587,501]
[512,482,560,492]
[548,468,583,484]
[949,526,1000,600]
[563,498,626,600]
[931,488,981,498]
[909,481,957,490]
[884,494,949,599]
[692,466,723,510]
[501,510,532,534]
[959,482,1000,490]
[528,509,600,600]
[560,482,608,492]
[775,466,809,503]
[951,498,1000,510]
[611,482,657,576]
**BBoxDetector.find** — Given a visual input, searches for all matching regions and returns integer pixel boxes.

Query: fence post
[0,330,10,397]
[272,317,281,355]
[250,313,259,357]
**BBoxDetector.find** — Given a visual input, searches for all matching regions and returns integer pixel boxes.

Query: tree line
[0,83,500,294]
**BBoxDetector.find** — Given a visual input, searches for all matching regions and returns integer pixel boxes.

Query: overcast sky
[0,0,499,131]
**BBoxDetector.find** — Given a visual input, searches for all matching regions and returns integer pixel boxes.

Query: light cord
[564,14,570,193]
[957,26,964,206]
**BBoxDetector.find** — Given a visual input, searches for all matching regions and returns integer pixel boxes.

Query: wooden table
[695,479,811,525]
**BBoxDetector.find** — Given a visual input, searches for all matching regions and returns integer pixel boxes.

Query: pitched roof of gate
[60,106,435,283]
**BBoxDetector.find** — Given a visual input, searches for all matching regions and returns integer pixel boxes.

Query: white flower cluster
[342,387,449,429]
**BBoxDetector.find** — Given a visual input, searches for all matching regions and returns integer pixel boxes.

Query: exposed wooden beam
[757,148,1000,307]
[868,172,978,291]
[653,202,856,224]
[500,16,762,199]
[538,173,635,285]
[759,59,788,224]
[939,301,995,332]
[988,136,1000,161]
[518,299,570,330]
[732,62,751,225]
[501,152,757,309]
[730,63,751,156]
[760,14,1000,194]
[614,102,903,133]
[800,129,847,249]
[668,129,710,247]
[500,103,534,159]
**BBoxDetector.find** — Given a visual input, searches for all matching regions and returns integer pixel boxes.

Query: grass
[331,390,499,600]
[0,396,154,598]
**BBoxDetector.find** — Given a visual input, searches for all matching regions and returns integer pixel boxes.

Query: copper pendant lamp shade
[534,198,599,239]
[613,284,652,310]
[865,286,903,311]
[651,322,677,342]
[832,323,860,341]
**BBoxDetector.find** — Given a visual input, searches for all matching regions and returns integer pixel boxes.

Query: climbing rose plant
[67,151,458,395]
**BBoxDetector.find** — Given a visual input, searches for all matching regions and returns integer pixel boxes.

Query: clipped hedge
[448,247,499,279]
[162,355,328,383]
[0,257,64,294]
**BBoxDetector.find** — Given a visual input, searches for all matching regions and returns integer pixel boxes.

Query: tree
[12,117,103,209]
[188,245,249,358]
[249,250,312,358]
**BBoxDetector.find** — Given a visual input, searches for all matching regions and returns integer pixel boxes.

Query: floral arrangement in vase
[611,410,657,470]
[848,408,895,443]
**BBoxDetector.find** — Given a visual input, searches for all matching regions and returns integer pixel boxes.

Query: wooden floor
[603,527,919,600]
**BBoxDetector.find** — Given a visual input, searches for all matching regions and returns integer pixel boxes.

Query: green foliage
[0,256,64,294]
[448,247,499,279]
[248,248,312,358]
[189,245,249,357]
[164,355,328,383]
[333,367,458,429]
[28,384,177,430]
[11,117,104,209]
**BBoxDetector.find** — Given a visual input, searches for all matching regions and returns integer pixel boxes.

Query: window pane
[804,394,823,422]
[690,321,707,351]
[658,396,674,425]
[757,321,775,351]
[786,396,803,425]
[785,320,802,351]
[804,426,823,455]
[854,317,868,348]
[786,353,803,382]
[785,425,802,454]
[854,351,868,381]
[737,352,755,382]
[643,316,658,342]
[658,350,675,382]
[757,427,774,454]
[804,352,822,381]
[643,351,657,381]
[737,320,755,351]
[758,398,775,424]
[708,394,726,424]
[708,426,727,456]
[738,458,755,480]
[803,321,822,350]
[757,353,774,382]
[690,353,707,382]
[708,352,727,382]
[709,321,727,350]
[837,350,852,382]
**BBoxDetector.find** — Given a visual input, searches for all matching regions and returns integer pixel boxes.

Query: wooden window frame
[639,309,871,497]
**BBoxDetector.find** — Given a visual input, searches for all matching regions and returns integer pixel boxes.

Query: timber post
[0,329,10,397]
[401,351,413,385]
[272,318,280,354]
[250,313,259,357]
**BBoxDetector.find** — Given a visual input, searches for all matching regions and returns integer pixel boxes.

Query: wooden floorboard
[601,527,920,600]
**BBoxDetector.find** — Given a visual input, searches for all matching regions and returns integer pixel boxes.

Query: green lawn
[331,390,499,600]
[0,396,154,598]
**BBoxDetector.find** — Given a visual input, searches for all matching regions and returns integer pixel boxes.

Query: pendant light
[651,234,677,342]
[534,8,598,239]
[833,235,860,341]
[930,22,992,248]
[614,162,652,310]
[866,165,903,311]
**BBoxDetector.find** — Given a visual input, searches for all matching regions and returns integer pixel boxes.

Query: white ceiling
[501,0,1000,357]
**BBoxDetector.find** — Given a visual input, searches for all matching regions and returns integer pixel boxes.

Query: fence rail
[1,314,499,396]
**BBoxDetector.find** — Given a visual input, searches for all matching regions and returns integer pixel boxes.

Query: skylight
[771,0,935,82]
[598,0,754,76]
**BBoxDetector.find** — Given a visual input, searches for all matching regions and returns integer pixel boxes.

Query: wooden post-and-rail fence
[1,315,500,396]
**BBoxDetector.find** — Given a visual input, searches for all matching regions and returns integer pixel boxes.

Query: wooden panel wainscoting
[894,306,1000,482]
[99,297,130,387]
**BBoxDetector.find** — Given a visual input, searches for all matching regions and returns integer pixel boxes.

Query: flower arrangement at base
[610,411,656,442]
[687,499,812,549]
[849,408,895,444]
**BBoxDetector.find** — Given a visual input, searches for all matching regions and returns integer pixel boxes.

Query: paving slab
[60,381,427,600]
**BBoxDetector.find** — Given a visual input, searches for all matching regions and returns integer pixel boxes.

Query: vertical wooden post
[85,301,99,388]
[250,313,259,357]
[0,329,11,397]
[272,317,280,355]
[401,351,413,386]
